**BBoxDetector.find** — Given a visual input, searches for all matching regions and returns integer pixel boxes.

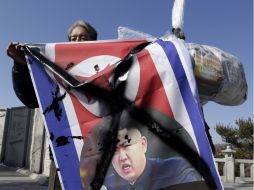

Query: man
[6,20,97,190]
[7,20,97,108]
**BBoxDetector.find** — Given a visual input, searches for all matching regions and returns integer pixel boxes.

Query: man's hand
[6,42,26,66]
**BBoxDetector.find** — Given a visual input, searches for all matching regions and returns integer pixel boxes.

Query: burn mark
[50,132,55,141]
[150,122,163,134]
[71,136,83,140]
[55,136,84,147]
[55,136,70,147]
[124,135,131,143]
[94,64,100,73]
[97,142,103,152]
[65,62,75,70]
[43,85,66,121]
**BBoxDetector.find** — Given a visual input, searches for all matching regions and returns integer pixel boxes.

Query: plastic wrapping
[185,43,247,105]
[118,26,248,106]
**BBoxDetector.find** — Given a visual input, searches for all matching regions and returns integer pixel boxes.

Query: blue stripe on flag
[156,39,222,190]
[28,54,83,190]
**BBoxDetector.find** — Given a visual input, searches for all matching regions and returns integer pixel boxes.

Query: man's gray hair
[67,20,97,41]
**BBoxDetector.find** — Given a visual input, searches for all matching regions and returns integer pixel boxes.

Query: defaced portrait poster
[25,38,222,190]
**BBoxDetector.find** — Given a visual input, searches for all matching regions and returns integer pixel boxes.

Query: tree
[215,117,253,159]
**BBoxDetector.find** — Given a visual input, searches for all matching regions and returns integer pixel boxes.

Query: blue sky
[0,0,253,143]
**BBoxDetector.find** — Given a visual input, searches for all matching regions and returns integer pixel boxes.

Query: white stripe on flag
[146,42,199,151]
[45,44,84,160]
[171,39,199,102]
[60,87,84,159]
[45,43,56,62]
[124,55,141,101]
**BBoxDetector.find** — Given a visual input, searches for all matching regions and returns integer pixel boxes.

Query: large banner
[25,38,222,190]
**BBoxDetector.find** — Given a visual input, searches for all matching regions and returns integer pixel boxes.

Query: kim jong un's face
[111,128,147,183]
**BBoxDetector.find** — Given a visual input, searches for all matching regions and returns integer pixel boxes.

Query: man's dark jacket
[12,63,38,108]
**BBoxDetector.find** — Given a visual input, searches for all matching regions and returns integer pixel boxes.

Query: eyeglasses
[69,34,91,42]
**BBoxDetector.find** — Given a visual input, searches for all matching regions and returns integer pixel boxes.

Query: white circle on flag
[69,54,140,117]
[69,55,120,77]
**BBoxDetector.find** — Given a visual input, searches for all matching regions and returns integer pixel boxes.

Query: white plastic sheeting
[117,26,247,106]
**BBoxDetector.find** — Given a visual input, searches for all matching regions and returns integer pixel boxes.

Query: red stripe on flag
[69,93,102,139]
[55,40,147,69]
[135,49,174,118]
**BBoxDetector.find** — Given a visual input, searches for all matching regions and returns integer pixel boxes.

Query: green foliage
[215,117,253,159]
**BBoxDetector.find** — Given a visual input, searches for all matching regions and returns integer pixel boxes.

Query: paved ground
[0,164,48,190]
[0,164,253,190]
[224,183,253,190]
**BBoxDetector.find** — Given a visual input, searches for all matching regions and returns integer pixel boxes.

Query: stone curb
[16,168,49,185]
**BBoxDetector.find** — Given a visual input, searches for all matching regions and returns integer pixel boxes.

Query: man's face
[112,128,147,183]
[69,26,93,42]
